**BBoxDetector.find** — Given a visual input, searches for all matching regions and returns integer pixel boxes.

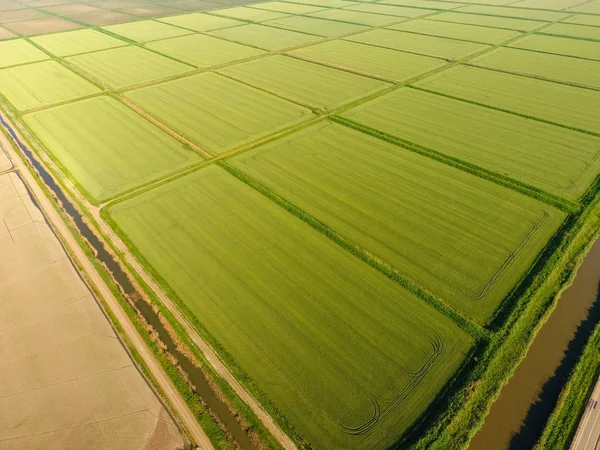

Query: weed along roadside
[0,114,256,450]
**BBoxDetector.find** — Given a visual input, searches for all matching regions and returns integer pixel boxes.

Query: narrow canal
[470,239,600,450]
[0,115,255,450]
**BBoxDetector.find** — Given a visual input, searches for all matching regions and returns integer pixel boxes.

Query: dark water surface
[0,115,255,450]
[470,239,600,450]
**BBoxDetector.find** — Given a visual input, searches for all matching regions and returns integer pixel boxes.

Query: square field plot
[159,12,245,31]
[472,47,600,89]
[67,46,194,89]
[146,34,264,68]
[218,55,390,110]
[389,19,521,45]
[262,15,368,37]
[209,23,322,50]
[291,40,447,81]
[23,96,201,202]
[103,20,193,42]
[342,88,600,201]
[31,29,127,57]
[125,72,312,153]
[541,23,600,41]
[509,34,600,61]
[0,39,49,68]
[428,12,543,31]
[230,122,566,321]
[347,29,490,59]
[0,61,100,111]
[208,6,289,21]
[416,65,600,135]
[308,8,402,26]
[107,165,473,450]
[4,17,82,36]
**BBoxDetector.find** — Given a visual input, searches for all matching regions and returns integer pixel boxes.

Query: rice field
[346,29,490,59]
[570,0,600,13]
[341,3,434,17]
[0,60,100,111]
[103,20,193,42]
[23,96,201,202]
[208,6,289,21]
[509,34,600,61]
[107,165,474,450]
[125,72,312,153]
[416,65,600,135]
[0,39,49,68]
[147,33,264,68]
[389,19,521,44]
[541,23,600,41]
[472,47,600,89]
[66,46,194,89]
[31,28,127,57]
[291,39,447,81]
[565,15,600,27]
[158,13,245,31]
[342,88,600,200]
[209,23,322,50]
[307,8,402,26]
[218,55,390,110]
[230,121,565,321]
[262,15,367,37]
[456,5,569,21]
[249,1,326,13]
[429,12,543,31]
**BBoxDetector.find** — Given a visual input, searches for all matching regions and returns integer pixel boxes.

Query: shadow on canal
[509,280,600,449]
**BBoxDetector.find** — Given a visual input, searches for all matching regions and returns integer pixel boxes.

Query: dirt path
[0,129,215,450]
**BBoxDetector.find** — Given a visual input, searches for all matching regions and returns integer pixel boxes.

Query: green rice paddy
[125,72,312,153]
[209,23,321,50]
[24,96,200,202]
[107,165,473,450]
[158,13,245,32]
[429,12,543,31]
[509,34,600,61]
[0,39,49,68]
[389,19,521,44]
[262,15,367,37]
[103,20,192,42]
[542,23,600,41]
[31,29,127,56]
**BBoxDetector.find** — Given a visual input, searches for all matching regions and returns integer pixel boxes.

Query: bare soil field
[70,10,139,26]
[4,17,82,36]
[0,171,184,450]
[0,27,15,40]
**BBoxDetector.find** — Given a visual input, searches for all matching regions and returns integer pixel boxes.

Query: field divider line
[498,43,600,63]
[218,161,487,340]
[330,115,576,212]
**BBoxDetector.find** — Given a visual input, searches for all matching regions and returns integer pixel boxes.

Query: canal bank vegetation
[0,120,281,450]
[535,320,600,449]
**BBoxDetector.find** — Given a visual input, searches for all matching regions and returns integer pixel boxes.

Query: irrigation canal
[470,238,600,450]
[0,115,256,450]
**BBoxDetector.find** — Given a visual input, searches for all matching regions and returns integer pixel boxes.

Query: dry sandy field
[0,170,184,450]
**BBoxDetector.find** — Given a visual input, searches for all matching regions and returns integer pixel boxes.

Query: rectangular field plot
[4,17,82,36]
[125,73,312,153]
[209,23,322,49]
[262,15,367,37]
[291,40,447,81]
[67,46,194,89]
[389,19,521,44]
[570,0,600,13]
[429,12,543,31]
[248,1,326,13]
[0,61,100,111]
[509,34,600,61]
[107,165,473,450]
[218,55,390,110]
[30,29,126,57]
[416,65,600,135]
[342,3,435,17]
[342,88,600,200]
[541,23,600,41]
[346,29,490,59]
[377,0,465,9]
[0,173,183,450]
[472,47,600,89]
[159,12,245,31]
[103,20,193,42]
[230,121,565,321]
[565,15,600,26]
[308,8,402,25]
[147,34,264,68]
[513,0,581,9]
[456,5,569,21]
[23,96,201,202]
[0,39,49,68]
[209,6,289,21]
